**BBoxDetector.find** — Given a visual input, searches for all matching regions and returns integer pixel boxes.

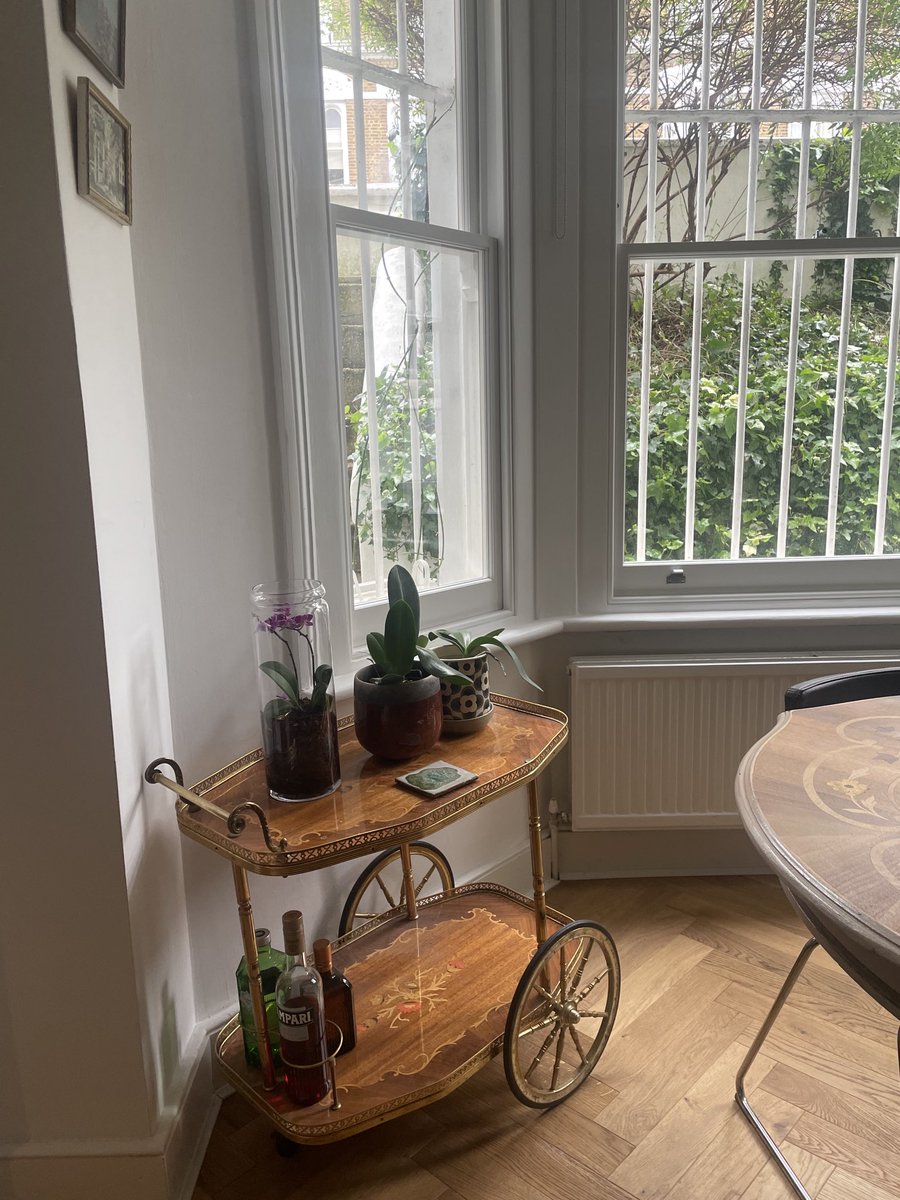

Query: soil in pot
[262,705,340,801]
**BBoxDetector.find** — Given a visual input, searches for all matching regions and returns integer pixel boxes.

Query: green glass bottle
[237,928,287,1068]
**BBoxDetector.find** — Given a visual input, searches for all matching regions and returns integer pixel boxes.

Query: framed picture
[76,77,132,225]
[63,0,125,87]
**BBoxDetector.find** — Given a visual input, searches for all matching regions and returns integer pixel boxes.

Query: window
[254,1,512,665]
[615,0,900,599]
[324,105,349,184]
[317,0,499,613]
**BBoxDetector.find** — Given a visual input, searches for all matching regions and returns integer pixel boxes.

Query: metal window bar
[729,0,766,557]
[824,0,868,555]
[635,0,660,561]
[683,0,713,558]
[874,187,900,553]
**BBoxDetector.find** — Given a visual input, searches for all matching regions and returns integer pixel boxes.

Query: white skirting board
[0,1014,223,1200]
[557,825,767,879]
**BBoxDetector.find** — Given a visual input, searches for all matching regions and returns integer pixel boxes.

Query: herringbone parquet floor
[193,876,900,1200]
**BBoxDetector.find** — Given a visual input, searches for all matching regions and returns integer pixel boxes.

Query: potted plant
[251,581,340,801]
[354,566,469,760]
[427,627,542,733]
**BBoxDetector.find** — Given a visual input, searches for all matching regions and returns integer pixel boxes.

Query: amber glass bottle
[275,911,330,1106]
[313,938,357,1057]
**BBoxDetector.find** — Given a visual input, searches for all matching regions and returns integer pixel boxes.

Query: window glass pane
[760,0,808,110]
[336,229,488,603]
[866,0,900,107]
[813,0,859,109]
[321,0,455,87]
[625,253,900,562]
[321,74,459,225]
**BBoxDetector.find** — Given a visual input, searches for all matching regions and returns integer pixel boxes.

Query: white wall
[0,1,170,1195]
[118,0,286,1024]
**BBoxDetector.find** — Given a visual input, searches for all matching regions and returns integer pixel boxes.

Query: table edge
[735,708,900,961]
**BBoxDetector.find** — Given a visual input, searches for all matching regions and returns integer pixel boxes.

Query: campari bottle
[275,910,330,1107]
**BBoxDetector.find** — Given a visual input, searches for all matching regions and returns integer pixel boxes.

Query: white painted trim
[0,1007,224,1200]
[561,865,768,879]
[332,204,493,251]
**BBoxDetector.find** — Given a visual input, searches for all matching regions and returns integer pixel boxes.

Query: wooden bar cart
[146,694,620,1151]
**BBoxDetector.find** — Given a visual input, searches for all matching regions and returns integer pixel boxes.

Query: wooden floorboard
[192,876,900,1200]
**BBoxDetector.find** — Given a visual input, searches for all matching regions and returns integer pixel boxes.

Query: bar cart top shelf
[177,695,568,876]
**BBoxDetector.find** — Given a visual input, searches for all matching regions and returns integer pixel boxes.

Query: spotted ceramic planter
[437,651,493,734]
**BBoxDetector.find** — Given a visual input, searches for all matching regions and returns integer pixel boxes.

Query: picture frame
[76,77,133,225]
[63,0,126,88]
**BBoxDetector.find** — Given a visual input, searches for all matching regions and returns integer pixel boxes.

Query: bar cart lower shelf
[146,696,620,1151]
[217,884,570,1143]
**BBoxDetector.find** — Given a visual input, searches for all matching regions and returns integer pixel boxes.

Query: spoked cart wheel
[504,920,620,1109]
[338,841,455,935]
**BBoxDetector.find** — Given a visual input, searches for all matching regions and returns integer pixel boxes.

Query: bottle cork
[313,938,333,972]
[282,909,305,957]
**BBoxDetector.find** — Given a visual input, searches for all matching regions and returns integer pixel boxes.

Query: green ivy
[764,126,900,305]
[346,347,442,580]
[625,273,900,560]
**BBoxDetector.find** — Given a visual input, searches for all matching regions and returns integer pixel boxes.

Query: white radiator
[569,652,900,830]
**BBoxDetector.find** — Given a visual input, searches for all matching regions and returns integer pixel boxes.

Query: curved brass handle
[145,759,288,854]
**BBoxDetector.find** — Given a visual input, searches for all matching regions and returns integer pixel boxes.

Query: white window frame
[253,0,529,673]
[577,0,900,613]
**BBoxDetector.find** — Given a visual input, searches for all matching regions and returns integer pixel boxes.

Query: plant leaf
[310,663,333,709]
[431,628,469,654]
[465,628,506,654]
[387,564,420,634]
[417,645,471,686]
[384,598,417,675]
[259,660,301,706]
[263,697,294,722]
[367,631,387,667]
[477,637,542,692]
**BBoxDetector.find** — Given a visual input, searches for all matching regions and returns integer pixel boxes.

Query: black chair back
[785,666,900,711]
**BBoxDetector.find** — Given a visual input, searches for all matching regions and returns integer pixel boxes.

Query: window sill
[332,606,900,700]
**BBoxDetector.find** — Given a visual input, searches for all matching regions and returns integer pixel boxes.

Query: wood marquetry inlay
[176,696,568,876]
[214,886,565,1142]
[738,697,900,953]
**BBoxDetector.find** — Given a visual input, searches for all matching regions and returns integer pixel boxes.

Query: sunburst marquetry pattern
[194,876,900,1200]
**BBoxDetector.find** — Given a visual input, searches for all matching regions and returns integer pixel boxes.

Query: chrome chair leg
[735,937,819,1200]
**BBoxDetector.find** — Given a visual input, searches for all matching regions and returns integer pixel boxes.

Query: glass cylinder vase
[251,580,341,802]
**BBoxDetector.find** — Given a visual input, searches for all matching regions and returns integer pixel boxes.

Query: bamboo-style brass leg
[735,937,818,1199]
[400,841,418,921]
[232,863,277,1091]
[528,780,548,947]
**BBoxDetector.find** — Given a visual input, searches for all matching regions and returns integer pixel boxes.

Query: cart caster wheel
[504,919,620,1109]
[338,841,455,935]
[274,1132,299,1158]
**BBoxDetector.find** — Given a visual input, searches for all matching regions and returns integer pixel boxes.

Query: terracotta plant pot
[353,665,443,761]
[437,649,493,734]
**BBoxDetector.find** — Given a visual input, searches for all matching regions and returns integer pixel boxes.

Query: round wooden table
[734,696,900,1199]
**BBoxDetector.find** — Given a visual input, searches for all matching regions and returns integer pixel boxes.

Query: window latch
[666,569,686,585]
